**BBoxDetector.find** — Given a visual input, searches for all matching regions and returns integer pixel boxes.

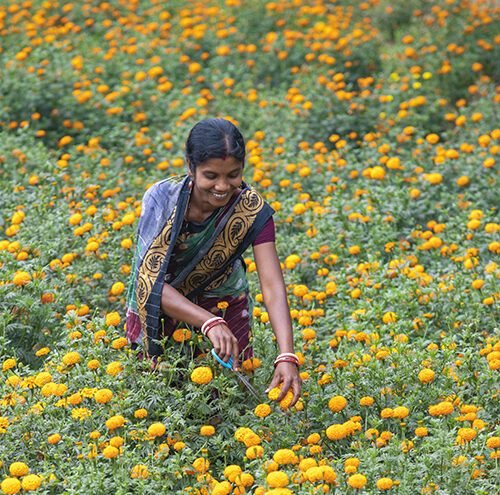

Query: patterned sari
[126,175,273,358]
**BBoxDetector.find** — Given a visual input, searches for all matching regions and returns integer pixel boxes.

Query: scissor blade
[235,371,261,401]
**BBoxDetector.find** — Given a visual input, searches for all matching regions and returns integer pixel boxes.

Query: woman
[126,118,301,406]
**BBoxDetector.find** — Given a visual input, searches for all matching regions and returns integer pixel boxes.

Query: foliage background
[0,0,499,493]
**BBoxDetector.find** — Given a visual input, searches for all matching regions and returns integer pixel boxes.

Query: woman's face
[190,156,243,211]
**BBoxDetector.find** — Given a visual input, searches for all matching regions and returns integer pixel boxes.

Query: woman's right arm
[161,283,239,369]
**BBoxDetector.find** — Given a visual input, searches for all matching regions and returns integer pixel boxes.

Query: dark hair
[185,118,245,172]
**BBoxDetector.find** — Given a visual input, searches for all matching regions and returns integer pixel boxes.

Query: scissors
[211,349,262,401]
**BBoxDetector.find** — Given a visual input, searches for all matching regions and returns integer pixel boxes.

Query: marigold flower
[254,404,271,418]
[48,433,61,444]
[418,368,435,383]
[348,473,367,488]
[246,445,264,459]
[428,401,454,416]
[111,337,128,349]
[2,359,16,372]
[266,470,288,488]
[172,328,191,342]
[12,271,31,286]
[328,395,347,412]
[134,408,148,419]
[105,414,125,430]
[105,312,121,327]
[273,449,298,465]
[415,427,428,437]
[200,425,215,436]
[148,422,166,437]
[393,406,409,419]
[9,462,29,477]
[360,396,374,406]
[87,359,100,370]
[102,446,119,459]
[94,388,113,404]
[106,361,123,376]
[190,366,213,385]
[1,477,21,494]
[377,477,394,490]
[224,465,242,482]
[130,464,149,479]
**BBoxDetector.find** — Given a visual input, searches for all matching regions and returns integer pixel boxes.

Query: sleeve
[252,217,275,246]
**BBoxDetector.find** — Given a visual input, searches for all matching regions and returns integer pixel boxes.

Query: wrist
[274,352,299,368]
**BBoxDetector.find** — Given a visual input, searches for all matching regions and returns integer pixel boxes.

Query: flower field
[1,0,500,493]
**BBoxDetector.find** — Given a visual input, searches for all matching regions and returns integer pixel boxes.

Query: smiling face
[189,156,243,212]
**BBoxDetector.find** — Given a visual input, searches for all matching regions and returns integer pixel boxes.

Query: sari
[126,175,274,358]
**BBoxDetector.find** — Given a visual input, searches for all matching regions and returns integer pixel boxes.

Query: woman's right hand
[207,323,239,371]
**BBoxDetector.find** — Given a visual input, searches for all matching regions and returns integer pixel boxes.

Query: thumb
[265,375,281,394]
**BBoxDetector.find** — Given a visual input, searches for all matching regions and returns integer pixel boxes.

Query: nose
[214,178,230,191]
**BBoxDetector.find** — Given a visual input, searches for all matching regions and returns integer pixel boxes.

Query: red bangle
[202,318,227,338]
[274,357,299,368]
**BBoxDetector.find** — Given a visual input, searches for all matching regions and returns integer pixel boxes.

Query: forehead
[195,156,243,173]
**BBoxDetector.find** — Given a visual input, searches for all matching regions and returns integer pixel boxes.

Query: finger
[265,375,281,394]
[231,338,239,371]
[277,379,292,402]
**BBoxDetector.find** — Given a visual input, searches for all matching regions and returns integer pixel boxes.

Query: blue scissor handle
[211,348,233,369]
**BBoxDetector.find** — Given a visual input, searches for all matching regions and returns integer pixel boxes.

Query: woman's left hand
[265,361,302,407]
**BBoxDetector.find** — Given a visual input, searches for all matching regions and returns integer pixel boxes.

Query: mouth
[210,191,230,200]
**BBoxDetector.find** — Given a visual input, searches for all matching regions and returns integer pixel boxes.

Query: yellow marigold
[254,404,271,418]
[12,271,31,286]
[211,481,232,495]
[2,359,16,372]
[87,359,100,370]
[415,427,428,437]
[273,449,298,465]
[380,408,394,418]
[393,406,409,419]
[48,433,61,444]
[134,408,148,419]
[428,401,454,416]
[267,384,294,409]
[224,465,242,482]
[486,437,500,448]
[111,337,128,350]
[348,473,367,488]
[94,389,113,404]
[382,311,396,324]
[246,445,264,459]
[360,396,374,406]
[105,312,121,327]
[172,328,191,342]
[130,464,149,479]
[147,422,166,437]
[328,395,347,412]
[418,368,435,383]
[9,462,29,477]
[62,352,80,366]
[105,414,125,430]
[377,477,394,490]
[293,285,308,297]
[326,424,347,440]
[106,361,123,376]
[110,282,125,295]
[242,358,261,371]
[1,478,21,494]
[266,470,288,488]
[307,433,321,444]
[190,366,213,385]
[200,425,215,436]
[20,473,40,491]
[102,446,119,459]
[458,428,477,442]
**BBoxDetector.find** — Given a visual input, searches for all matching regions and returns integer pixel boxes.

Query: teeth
[212,192,228,199]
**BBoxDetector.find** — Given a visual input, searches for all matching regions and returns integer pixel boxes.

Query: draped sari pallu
[126,176,274,358]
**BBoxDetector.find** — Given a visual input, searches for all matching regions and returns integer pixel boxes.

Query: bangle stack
[201,316,227,337]
[274,352,299,368]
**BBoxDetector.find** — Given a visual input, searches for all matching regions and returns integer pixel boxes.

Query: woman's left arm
[253,241,301,407]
